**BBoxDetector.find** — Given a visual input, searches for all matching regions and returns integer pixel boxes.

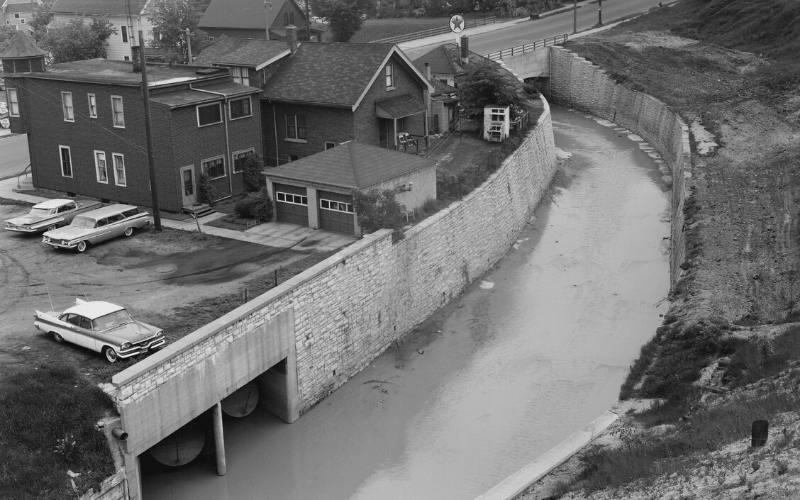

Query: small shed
[263,141,437,236]
[483,104,510,142]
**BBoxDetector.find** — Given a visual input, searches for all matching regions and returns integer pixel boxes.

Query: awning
[375,94,426,119]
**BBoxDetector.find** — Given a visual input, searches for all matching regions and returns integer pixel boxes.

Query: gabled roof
[412,43,463,76]
[265,141,436,190]
[200,0,280,31]
[0,30,46,59]
[51,0,150,16]
[5,3,35,14]
[262,43,433,111]
[193,36,290,69]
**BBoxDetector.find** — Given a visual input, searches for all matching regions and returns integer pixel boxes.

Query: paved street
[0,135,30,181]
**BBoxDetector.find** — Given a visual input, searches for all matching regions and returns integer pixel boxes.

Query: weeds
[775,459,789,475]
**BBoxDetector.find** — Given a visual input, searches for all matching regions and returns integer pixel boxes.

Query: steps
[182,203,215,218]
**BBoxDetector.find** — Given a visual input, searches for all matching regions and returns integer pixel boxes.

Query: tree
[29,0,55,42]
[312,0,369,42]
[352,189,405,240]
[457,61,528,120]
[41,17,117,64]
[148,0,212,64]
[0,25,16,48]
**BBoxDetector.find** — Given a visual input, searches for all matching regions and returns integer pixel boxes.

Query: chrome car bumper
[5,224,38,232]
[117,335,166,359]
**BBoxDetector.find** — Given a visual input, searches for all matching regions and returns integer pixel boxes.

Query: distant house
[199,0,326,42]
[412,43,464,87]
[428,78,458,134]
[261,38,434,166]
[2,0,42,31]
[4,50,262,212]
[50,0,155,61]
[192,35,291,89]
[264,141,436,236]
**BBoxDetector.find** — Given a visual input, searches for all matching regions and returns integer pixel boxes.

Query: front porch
[375,94,429,152]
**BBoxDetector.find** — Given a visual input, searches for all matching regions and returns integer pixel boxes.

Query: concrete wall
[108,96,556,500]
[499,48,550,79]
[548,46,688,288]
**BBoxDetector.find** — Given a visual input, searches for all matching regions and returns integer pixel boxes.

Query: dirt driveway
[0,201,333,382]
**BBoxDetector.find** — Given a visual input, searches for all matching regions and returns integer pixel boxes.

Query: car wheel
[47,224,57,232]
[103,346,118,363]
[53,332,64,343]
[124,227,134,237]
[76,241,88,252]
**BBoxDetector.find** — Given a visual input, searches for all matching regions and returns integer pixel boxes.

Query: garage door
[274,184,309,226]
[318,190,355,235]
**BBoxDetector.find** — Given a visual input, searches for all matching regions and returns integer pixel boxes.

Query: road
[403,0,668,59]
[0,135,30,180]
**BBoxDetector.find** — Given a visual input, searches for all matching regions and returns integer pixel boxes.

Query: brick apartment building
[4,50,262,212]
[261,36,434,166]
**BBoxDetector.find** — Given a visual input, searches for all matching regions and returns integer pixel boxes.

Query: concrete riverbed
[142,106,672,500]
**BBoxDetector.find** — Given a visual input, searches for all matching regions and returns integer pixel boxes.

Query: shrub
[242,154,266,192]
[352,188,404,241]
[198,172,219,205]
[235,189,274,220]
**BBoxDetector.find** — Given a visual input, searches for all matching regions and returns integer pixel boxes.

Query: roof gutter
[189,84,234,201]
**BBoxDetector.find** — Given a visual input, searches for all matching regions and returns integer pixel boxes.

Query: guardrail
[17,164,30,190]
[371,16,498,44]
[485,34,568,60]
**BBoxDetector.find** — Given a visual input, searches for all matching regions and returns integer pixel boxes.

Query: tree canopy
[352,188,405,240]
[312,0,369,42]
[41,17,116,64]
[147,0,211,63]
[457,61,529,119]
[29,0,55,42]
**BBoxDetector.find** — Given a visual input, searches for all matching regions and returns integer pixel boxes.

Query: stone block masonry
[109,97,556,500]
[549,46,689,288]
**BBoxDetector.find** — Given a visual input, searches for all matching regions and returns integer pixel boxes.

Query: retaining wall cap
[111,228,394,387]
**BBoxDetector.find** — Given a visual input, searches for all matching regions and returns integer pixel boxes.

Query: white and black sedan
[34,299,166,362]
[4,199,100,233]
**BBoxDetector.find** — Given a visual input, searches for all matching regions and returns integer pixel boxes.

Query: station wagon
[42,204,149,252]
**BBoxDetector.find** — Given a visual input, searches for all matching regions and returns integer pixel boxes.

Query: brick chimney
[286,25,298,55]
[460,36,469,66]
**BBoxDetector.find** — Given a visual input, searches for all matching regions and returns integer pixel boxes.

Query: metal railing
[17,164,31,189]
[485,34,568,60]
[371,16,498,44]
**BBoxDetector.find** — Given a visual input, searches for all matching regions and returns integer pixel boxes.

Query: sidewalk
[0,177,356,252]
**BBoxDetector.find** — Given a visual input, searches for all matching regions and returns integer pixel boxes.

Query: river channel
[143,106,672,500]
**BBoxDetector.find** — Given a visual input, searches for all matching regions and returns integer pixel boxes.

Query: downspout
[190,84,234,200]
[272,102,280,166]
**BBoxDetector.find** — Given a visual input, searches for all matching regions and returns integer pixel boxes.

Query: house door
[181,166,196,206]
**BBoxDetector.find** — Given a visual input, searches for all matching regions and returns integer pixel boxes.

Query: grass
[0,197,33,207]
[348,13,494,43]
[0,364,116,500]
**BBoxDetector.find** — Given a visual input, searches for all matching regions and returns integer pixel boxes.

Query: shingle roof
[193,36,289,68]
[412,43,462,75]
[5,3,34,14]
[0,30,46,59]
[265,141,436,190]
[51,0,149,16]
[262,42,397,108]
[430,78,457,96]
[199,0,277,31]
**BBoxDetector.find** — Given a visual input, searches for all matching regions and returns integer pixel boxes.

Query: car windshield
[92,310,133,330]
[71,216,96,228]
[29,207,54,217]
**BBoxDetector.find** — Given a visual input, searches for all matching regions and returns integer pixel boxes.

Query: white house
[50,0,156,61]
[2,0,42,31]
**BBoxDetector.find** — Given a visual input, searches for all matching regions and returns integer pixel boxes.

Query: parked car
[42,204,149,252]
[34,298,166,362]
[4,199,101,233]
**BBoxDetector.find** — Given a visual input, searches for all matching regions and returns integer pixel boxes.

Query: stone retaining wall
[549,46,688,287]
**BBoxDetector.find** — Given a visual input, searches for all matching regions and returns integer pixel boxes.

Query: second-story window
[88,93,97,118]
[197,102,222,126]
[285,114,306,140]
[121,25,128,43]
[111,96,125,128]
[231,67,249,86]
[229,97,252,119]
[6,88,19,117]
[61,92,74,122]
[94,151,108,183]
[385,63,394,89]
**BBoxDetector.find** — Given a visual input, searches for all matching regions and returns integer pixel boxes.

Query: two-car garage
[274,184,355,235]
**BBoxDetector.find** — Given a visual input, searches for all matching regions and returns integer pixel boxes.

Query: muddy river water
[143,106,671,500]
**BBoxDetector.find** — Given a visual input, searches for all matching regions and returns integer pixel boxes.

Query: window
[122,208,139,218]
[231,67,249,86]
[61,92,74,122]
[20,18,25,24]
[285,114,306,140]
[385,63,394,89]
[324,141,336,150]
[88,93,97,118]
[284,12,294,25]
[6,88,19,117]
[124,56,130,61]
[197,102,222,127]
[121,25,128,43]
[320,199,353,213]
[112,153,126,186]
[232,149,254,173]
[202,156,225,179]
[276,192,307,205]
[14,13,19,18]
[111,96,125,127]
[289,155,298,162]
[94,151,108,183]
[229,96,252,119]
[59,146,72,177]
[57,203,76,213]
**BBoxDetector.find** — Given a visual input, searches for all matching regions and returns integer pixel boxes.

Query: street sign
[449,14,465,34]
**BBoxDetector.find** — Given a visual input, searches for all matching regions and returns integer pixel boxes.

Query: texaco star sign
[449,14,465,34]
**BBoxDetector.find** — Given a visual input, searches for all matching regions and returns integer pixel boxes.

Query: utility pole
[573,0,577,34]
[138,30,162,231]
[264,1,273,40]
[598,0,602,25]
[185,28,192,63]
